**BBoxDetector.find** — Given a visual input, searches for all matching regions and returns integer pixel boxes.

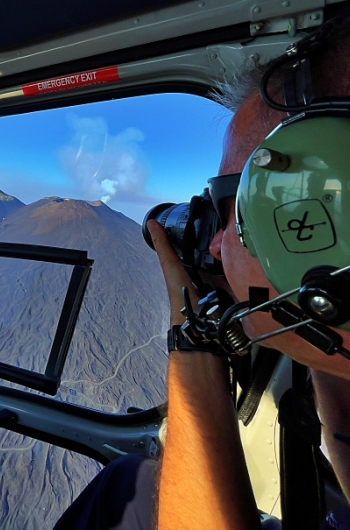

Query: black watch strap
[167,325,220,354]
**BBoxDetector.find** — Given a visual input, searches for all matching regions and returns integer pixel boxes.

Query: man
[148,22,350,530]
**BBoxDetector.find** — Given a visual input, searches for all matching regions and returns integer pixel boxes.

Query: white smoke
[60,113,149,203]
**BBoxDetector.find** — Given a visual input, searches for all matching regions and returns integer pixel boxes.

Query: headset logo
[283,210,326,241]
[274,199,336,253]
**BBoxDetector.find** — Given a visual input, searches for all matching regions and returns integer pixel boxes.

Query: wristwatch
[167,325,220,354]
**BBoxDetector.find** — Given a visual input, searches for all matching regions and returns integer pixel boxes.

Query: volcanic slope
[0,196,170,529]
[0,189,25,218]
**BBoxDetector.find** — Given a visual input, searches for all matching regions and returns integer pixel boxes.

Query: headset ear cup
[235,201,258,257]
[240,225,258,258]
[298,266,350,326]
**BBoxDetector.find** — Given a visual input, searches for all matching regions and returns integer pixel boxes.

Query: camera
[142,188,223,276]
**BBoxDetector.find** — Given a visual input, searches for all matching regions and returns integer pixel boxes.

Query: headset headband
[260,10,350,113]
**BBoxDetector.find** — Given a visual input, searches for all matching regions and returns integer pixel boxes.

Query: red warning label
[23,66,120,97]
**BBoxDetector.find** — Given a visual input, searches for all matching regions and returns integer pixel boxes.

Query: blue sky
[0,93,233,223]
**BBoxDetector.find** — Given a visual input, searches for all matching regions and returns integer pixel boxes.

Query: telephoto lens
[142,190,222,275]
[142,202,189,257]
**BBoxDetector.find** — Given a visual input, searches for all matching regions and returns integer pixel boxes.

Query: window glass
[0,432,103,528]
[0,92,232,529]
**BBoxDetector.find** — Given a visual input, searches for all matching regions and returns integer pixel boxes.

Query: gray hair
[211,58,277,113]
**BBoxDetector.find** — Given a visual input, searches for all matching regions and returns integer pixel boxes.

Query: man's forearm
[158,351,262,530]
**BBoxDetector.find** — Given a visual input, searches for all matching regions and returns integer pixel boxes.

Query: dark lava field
[0,192,169,528]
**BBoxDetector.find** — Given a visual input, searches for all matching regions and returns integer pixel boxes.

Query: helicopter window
[0,91,232,530]
[0,92,232,412]
[0,432,103,528]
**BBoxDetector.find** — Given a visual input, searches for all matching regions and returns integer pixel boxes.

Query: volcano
[0,195,169,529]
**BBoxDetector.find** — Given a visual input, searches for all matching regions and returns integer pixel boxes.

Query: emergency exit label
[23,66,120,96]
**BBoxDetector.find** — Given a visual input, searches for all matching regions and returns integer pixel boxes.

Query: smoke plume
[60,113,149,203]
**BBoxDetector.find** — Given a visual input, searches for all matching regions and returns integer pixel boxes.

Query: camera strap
[236,346,281,426]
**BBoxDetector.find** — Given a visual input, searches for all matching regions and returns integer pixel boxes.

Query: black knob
[298,266,350,326]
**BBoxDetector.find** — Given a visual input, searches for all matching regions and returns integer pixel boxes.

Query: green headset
[237,17,350,331]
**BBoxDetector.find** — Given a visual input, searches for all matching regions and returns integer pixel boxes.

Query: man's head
[209,26,350,379]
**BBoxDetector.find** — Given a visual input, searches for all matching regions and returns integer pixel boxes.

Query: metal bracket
[102,444,128,460]
[250,9,323,37]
